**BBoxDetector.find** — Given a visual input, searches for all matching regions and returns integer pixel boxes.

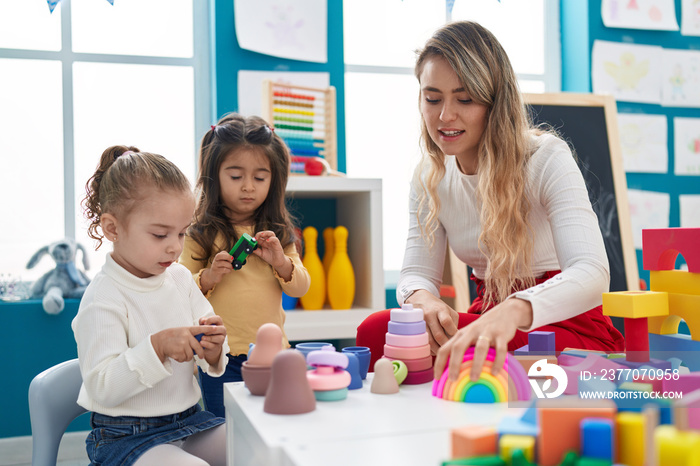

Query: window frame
[0,0,212,240]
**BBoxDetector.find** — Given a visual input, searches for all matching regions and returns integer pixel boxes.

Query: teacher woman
[356,21,624,383]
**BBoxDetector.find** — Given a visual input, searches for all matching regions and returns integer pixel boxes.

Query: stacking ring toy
[389,304,424,323]
[385,332,429,347]
[383,343,431,360]
[388,320,426,336]
[392,360,408,385]
[385,355,432,372]
[307,366,351,391]
[307,349,349,369]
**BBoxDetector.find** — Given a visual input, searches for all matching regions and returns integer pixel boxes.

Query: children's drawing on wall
[661,49,700,106]
[617,113,668,173]
[681,0,700,36]
[234,0,327,63]
[592,40,662,104]
[679,194,700,226]
[674,117,700,175]
[626,189,670,249]
[602,0,679,30]
[237,70,330,117]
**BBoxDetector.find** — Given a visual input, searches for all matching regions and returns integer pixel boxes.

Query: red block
[642,228,700,273]
[624,317,650,363]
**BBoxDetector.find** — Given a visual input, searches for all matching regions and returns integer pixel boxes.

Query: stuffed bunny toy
[26,238,90,314]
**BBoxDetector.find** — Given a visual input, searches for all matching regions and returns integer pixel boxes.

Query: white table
[224,375,525,466]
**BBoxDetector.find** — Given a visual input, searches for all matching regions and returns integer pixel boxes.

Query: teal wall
[211,0,347,172]
[561,0,700,287]
[1,300,90,438]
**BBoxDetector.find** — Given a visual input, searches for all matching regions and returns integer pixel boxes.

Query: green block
[442,456,507,466]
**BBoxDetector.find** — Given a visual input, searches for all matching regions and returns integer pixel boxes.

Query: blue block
[648,333,700,371]
[497,415,539,437]
[581,418,614,461]
[519,400,538,425]
[528,331,555,353]
[514,344,529,355]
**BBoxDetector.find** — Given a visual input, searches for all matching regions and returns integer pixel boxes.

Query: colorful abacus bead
[306,347,351,401]
[382,304,433,385]
[432,348,531,403]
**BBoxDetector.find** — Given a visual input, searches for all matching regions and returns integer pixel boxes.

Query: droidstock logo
[528,359,568,399]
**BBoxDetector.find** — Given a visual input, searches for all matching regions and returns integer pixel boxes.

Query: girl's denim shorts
[85,404,224,466]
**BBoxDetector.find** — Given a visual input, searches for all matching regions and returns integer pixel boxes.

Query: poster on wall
[617,113,668,173]
[237,70,330,117]
[592,40,662,104]
[626,189,670,249]
[681,0,700,36]
[234,0,328,63]
[679,194,700,226]
[661,48,700,107]
[674,117,700,175]
[602,0,679,31]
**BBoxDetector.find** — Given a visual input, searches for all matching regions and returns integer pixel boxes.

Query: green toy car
[229,233,258,270]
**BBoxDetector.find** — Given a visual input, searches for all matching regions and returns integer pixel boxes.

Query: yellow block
[499,434,535,464]
[602,291,669,319]
[617,412,645,466]
[650,270,700,296]
[647,292,700,340]
[655,425,700,466]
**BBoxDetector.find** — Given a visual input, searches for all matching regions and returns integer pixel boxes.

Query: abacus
[262,80,338,175]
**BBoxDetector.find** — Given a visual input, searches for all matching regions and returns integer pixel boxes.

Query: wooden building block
[650,270,700,296]
[499,435,535,464]
[581,418,614,461]
[528,331,555,354]
[654,424,700,466]
[451,425,498,459]
[642,228,700,273]
[616,412,645,466]
[647,292,700,341]
[674,388,700,431]
[602,291,669,319]
[537,398,617,466]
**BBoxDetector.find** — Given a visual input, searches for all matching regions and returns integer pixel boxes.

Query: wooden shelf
[284,177,385,341]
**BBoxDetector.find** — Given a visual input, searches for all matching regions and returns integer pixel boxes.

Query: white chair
[28,359,87,466]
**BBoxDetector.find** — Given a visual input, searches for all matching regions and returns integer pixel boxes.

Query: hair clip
[211,125,216,131]
[268,125,275,133]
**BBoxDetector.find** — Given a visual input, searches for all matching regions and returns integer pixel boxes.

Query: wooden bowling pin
[300,226,326,310]
[322,227,335,276]
[327,226,355,310]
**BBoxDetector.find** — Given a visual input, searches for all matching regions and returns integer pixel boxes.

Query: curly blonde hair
[414,21,537,307]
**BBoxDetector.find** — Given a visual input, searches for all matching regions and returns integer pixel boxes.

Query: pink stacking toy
[241,323,285,396]
[382,304,433,384]
[306,346,351,401]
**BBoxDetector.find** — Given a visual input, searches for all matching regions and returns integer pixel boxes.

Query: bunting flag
[48,0,114,14]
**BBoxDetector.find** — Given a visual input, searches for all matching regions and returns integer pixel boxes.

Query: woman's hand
[407,290,459,355]
[433,298,533,382]
[151,324,226,364]
[254,231,293,280]
[200,251,234,293]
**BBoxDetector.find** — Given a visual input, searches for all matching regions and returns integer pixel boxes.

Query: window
[0,0,210,287]
[343,0,561,283]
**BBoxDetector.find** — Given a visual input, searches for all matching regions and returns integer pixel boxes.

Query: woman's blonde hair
[414,21,536,307]
[82,146,191,250]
